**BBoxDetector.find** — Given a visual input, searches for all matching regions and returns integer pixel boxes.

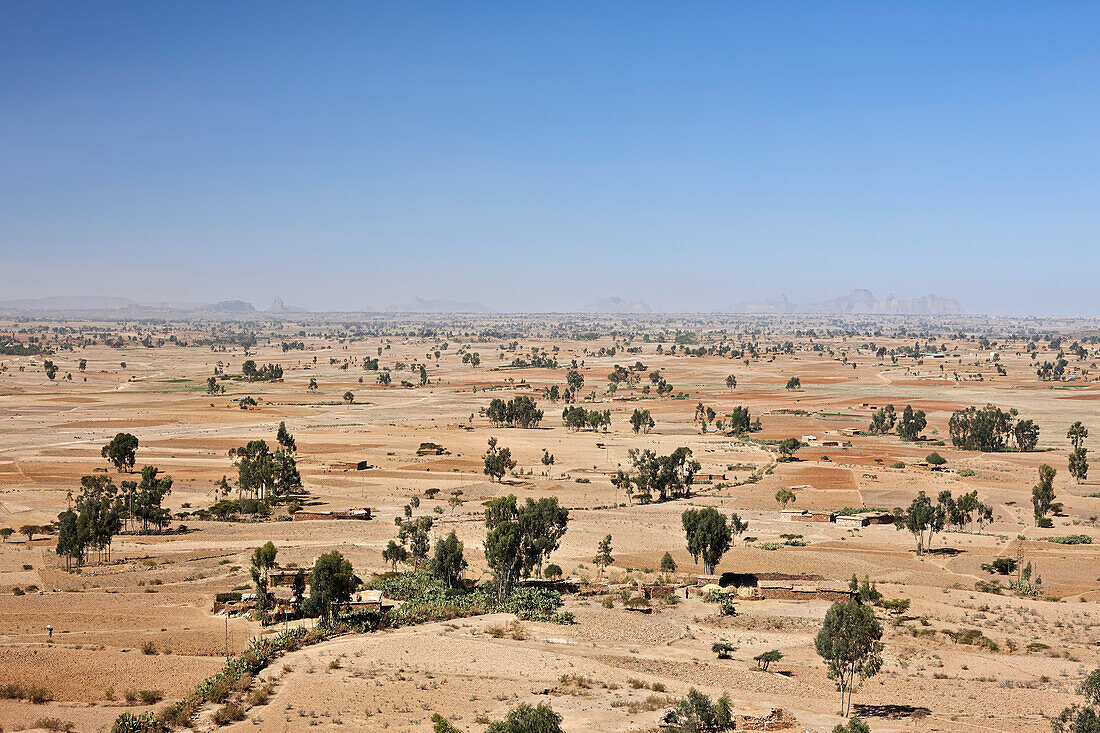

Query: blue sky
[2,2,1098,314]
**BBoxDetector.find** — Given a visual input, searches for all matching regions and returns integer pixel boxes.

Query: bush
[138,689,163,705]
[34,719,76,732]
[211,702,246,725]
[111,712,165,733]
[142,640,158,655]
[1047,535,1091,545]
[25,686,52,703]
[0,683,25,699]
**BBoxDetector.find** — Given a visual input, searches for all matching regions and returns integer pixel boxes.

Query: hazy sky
[2,3,1098,314]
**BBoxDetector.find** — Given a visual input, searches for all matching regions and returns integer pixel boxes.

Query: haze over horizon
[2,3,1098,316]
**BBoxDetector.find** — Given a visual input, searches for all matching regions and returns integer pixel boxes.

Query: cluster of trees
[385,515,435,570]
[725,406,760,434]
[868,404,927,441]
[612,447,700,504]
[486,396,543,428]
[694,403,716,433]
[682,507,747,573]
[228,423,303,504]
[629,408,655,434]
[892,488,995,554]
[461,352,481,367]
[561,406,611,432]
[241,360,283,381]
[56,467,174,569]
[484,495,569,596]
[948,404,1039,452]
[1036,358,1068,381]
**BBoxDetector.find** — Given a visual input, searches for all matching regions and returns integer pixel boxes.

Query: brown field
[1,314,1099,732]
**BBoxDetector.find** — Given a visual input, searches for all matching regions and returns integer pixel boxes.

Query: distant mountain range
[582,297,654,314]
[384,297,490,314]
[728,289,962,315]
[0,290,962,317]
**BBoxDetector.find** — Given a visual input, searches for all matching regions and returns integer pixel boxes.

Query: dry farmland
[1,314,1099,732]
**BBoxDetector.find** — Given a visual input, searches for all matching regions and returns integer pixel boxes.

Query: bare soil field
[1,315,1099,732]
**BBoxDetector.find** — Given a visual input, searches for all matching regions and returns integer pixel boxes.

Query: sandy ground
[1,315,1098,731]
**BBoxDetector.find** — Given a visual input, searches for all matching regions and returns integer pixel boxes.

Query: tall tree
[429,531,467,589]
[815,599,884,717]
[1032,463,1058,526]
[682,508,732,574]
[102,432,139,472]
[309,550,356,625]
[483,438,516,482]
[594,535,613,573]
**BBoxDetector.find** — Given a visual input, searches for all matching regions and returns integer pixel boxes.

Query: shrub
[1047,535,1091,545]
[247,683,272,706]
[111,711,164,733]
[138,689,163,705]
[0,683,25,699]
[142,641,158,655]
[25,686,52,704]
[34,719,76,732]
[211,702,246,725]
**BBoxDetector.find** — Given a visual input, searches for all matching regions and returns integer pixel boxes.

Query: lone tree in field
[725,374,736,393]
[1032,463,1058,526]
[754,650,783,671]
[682,507,732,574]
[815,598,884,717]
[660,551,677,573]
[594,535,614,573]
[778,438,801,460]
[1068,421,1089,484]
[102,432,139,472]
[20,524,39,542]
[775,487,796,510]
[0,527,12,543]
[785,376,801,390]
[343,390,355,404]
[309,550,356,625]
[483,437,516,482]
[307,377,318,392]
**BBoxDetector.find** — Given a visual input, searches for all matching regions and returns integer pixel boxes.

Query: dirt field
[1,315,1098,732]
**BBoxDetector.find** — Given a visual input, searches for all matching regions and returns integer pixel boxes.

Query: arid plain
[1,315,1098,733]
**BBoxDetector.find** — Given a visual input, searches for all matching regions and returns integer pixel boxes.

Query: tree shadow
[926,547,963,556]
[852,703,931,719]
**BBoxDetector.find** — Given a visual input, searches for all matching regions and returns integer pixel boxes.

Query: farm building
[780,509,835,523]
[293,507,372,521]
[836,511,894,528]
[697,572,854,602]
